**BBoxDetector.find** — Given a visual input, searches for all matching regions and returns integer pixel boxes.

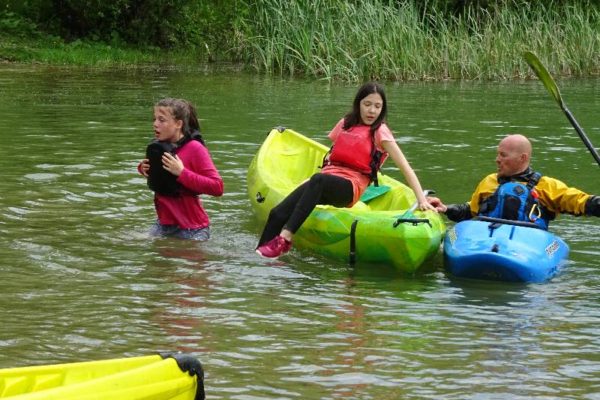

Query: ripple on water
[23,173,60,181]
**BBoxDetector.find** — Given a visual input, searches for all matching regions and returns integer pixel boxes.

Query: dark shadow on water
[443,270,547,307]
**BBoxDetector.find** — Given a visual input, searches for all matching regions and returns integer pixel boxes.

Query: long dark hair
[155,97,204,145]
[343,82,387,134]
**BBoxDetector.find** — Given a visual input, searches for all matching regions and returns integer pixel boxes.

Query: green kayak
[247,127,445,273]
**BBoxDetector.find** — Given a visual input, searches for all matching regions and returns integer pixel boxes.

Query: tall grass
[2,1,598,80]
[239,0,600,81]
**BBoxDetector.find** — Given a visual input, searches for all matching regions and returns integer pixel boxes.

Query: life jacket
[478,171,550,230]
[323,125,383,185]
[145,130,204,196]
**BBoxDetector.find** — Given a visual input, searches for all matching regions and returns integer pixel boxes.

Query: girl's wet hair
[343,82,387,133]
[155,98,201,138]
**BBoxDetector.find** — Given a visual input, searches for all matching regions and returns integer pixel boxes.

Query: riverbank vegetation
[1,0,599,81]
[242,0,600,81]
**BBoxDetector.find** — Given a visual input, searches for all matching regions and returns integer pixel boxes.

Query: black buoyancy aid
[145,130,204,196]
[323,125,383,185]
[478,170,551,229]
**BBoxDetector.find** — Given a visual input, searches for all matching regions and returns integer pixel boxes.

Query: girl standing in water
[256,82,435,258]
[138,98,223,240]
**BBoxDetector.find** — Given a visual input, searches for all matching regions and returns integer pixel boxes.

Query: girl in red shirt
[138,98,223,240]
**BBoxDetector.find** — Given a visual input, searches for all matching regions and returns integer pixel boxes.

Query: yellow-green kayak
[247,127,446,273]
[0,353,204,400]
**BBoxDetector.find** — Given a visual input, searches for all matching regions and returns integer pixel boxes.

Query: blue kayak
[444,216,569,283]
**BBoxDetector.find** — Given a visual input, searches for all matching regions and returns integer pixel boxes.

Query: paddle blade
[523,51,564,109]
[359,185,390,203]
[524,51,600,167]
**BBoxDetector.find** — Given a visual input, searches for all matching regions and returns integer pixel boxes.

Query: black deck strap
[349,220,358,265]
[488,222,502,232]
[160,352,205,400]
[275,126,286,133]
[475,215,543,230]
[393,218,431,228]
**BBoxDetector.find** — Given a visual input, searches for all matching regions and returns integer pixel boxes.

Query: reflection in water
[147,242,213,356]
[0,65,599,398]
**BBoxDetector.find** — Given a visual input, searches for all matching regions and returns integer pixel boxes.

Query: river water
[0,64,599,399]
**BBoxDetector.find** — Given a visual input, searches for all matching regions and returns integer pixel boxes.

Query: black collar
[175,130,204,147]
[497,167,535,184]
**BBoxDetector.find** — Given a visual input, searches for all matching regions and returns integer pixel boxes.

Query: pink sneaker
[256,235,292,259]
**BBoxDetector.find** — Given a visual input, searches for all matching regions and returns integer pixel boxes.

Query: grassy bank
[1,1,599,81]
[0,35,209,68]
[0,9,211,68]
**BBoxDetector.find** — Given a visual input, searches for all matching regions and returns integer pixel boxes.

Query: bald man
[429,134,600,229]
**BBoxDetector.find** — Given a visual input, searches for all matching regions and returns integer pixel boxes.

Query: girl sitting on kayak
[256,82,436,258]
[138,98,223,240]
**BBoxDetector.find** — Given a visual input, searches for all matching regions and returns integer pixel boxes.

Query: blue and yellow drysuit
[445,167,599,229]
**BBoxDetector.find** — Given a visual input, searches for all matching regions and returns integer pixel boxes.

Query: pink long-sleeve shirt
[141,140,224,229]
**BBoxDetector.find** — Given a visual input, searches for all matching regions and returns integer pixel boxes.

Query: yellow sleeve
[536,176,591,216]
[468,173,499,215]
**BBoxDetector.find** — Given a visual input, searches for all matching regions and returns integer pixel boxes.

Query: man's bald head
[496,134,532,177]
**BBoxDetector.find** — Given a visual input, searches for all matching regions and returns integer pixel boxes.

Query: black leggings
[257,173,354,246]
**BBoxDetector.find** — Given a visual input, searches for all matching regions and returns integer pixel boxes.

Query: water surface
[1,65,599,399]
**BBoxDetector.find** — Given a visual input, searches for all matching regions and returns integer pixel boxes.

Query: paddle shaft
[563,107,600,166]
[524,51,600,167]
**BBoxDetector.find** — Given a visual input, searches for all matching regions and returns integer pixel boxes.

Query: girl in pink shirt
[256,82,435,258]
[138,98,223,240]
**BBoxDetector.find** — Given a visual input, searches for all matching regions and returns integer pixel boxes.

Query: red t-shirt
[139,140,224,229]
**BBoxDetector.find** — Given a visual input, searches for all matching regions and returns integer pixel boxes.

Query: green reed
[240,0,600,81]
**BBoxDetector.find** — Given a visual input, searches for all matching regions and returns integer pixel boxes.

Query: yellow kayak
[247,127,445,273]
[0,353,204,400]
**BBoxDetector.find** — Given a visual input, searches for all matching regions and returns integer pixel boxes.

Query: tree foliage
[1,0,247,51]
[1,0,598,51]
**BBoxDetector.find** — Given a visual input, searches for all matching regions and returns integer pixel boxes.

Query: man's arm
[445,203,473,222]
[427,197,473,222]
[585,195,600,216]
